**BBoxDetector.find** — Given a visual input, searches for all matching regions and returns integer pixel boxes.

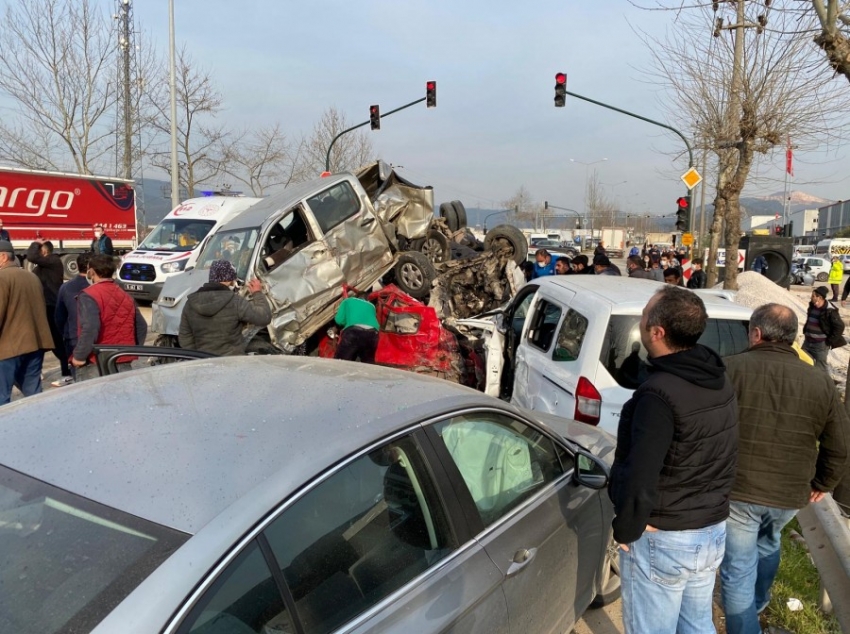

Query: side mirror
[572,448,610,490]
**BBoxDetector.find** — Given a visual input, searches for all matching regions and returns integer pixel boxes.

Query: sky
[5,0,850,220]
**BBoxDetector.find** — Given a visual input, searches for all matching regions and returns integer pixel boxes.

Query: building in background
[816,200,850,237]
[788,208,820,238]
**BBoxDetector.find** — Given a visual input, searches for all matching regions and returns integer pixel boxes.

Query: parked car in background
[797,256,832,282]
[458,276,752,435]
[0,356,619,634]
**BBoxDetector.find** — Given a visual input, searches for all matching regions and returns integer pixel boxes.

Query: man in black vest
[609,285,738,634]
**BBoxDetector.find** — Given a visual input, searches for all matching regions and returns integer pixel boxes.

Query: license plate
[125,284,144,291]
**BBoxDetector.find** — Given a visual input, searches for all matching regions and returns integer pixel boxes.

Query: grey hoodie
[178,282,272,356]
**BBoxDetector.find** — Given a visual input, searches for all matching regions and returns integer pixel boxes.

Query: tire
[439,202,460,232]
[484,224,528,266]
[60,254,78,279]
[816,271,829,282]
[152,334,181,365]
[451,200,468,229]
[394,251,437,299]
[420,230,450,264]
[590,536,622,608]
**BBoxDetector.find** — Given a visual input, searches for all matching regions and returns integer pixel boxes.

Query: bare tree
[0,0,117,173]
[642,1,850,289]
[218,124,306,196]
[302,107,374,175]
[145,46,226,197]
[811,0,850,82]
[586,170,617,232]
[501,186,537,226]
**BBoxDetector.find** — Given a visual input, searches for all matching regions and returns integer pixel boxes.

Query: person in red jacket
[71,255,147,381]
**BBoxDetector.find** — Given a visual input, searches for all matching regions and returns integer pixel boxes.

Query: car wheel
[394,251,436,299]
[152,334,181,365]
[590,536,621,608]
[451,200,468,230]
[816,272,829,282]
[439,202,460,232]
[484,224,528,266]
[60,254,79,279]
[420,230,450,263]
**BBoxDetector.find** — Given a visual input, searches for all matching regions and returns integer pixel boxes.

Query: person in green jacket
[333,292,380,363]
[828,255,844,301]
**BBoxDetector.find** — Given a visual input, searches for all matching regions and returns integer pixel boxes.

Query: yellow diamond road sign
[681,167,702,190]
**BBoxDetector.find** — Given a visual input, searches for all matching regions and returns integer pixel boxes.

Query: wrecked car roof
[217,173,354,232]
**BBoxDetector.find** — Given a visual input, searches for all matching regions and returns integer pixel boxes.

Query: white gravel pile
[721,272,849,385]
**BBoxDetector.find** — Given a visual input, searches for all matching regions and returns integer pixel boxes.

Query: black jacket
[25,242,64,306]
[609,345,738,544]
[687,269,707,289]
[627,267,654,280]
[804,301,846,349]
[725,343,849,508]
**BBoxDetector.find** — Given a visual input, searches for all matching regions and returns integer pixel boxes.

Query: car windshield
[195,227,260,280]
[0,465,188,633]
[138,219,216,252]
[600,314,750,389]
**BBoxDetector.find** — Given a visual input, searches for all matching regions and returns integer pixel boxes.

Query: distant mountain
[740,190,833,217]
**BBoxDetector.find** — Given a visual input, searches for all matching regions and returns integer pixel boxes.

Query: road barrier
[797,495,850,629]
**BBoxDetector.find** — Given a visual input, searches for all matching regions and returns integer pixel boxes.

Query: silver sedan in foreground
[0,356,619,634]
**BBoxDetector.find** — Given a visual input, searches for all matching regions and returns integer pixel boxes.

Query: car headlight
[161,259,188,273]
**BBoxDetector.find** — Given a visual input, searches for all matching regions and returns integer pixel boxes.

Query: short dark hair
[556,256,571,266]
[692,257,703,266]
[664,267,682,280]
[42,241,54,254]
[535,248,550,258]
[627,255,644,268]
[573,254,589,267]
[594,254,611,266]
[645,286,708,350]
[750,303,797,345]
[76,251,92,272]
[520,261,534,273]
[88,254,117,278]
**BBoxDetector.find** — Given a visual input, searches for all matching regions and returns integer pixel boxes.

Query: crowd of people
[521,241,709,289]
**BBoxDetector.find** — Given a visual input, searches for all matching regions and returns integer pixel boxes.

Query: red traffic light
[555,73,567,84]
[555,72,567,107]
[677,196,689,209]
[426,80,436,108]
[369,105,380,130]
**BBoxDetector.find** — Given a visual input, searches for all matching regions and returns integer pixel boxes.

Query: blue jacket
[532,259,557,278]
[55,275,90,344]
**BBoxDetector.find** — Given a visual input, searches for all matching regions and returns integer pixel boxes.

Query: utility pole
[119,0,132,181]
[698,143,708,251]
[168,0,180,209]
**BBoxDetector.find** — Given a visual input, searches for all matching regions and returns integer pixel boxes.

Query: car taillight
[574,376,601,426]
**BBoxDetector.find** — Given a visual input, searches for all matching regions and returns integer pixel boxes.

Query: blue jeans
[0,350,45,405]
[720,502,798,634]
[621,521,726,634]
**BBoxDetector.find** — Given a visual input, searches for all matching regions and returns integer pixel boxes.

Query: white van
[118,194,262,301]
[815,238,850,258]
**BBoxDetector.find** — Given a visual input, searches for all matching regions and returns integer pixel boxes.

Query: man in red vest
[71,255,147,381]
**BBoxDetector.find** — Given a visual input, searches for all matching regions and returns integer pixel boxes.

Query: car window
[139,219,216,252]
[553,309,588,362]
[307,181,361,235]
[600,315,750,389]
[509,289,537,339]
[0,465,188,634]
[263,435,455,634]
[176,540,290,634]
[434,413,564,527]
[197,228,260,280]
[261,208,314,271]
[528,299,562,352]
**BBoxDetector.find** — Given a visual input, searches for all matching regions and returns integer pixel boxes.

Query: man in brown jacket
[721,303,849,634]
[0,240,54,404]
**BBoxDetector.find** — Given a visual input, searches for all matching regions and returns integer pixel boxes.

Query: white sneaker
[51,376,74,387]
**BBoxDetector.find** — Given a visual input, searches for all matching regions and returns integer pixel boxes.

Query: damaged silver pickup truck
[151,161,527,353]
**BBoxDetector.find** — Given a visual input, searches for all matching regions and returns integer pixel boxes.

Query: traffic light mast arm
[324,96,427,172]
[544,203,583,222]
[565,90,694,169]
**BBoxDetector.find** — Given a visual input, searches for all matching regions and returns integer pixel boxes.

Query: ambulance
[117,193,262,301]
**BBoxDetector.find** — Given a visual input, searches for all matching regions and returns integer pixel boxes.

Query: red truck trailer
[0,166,137,277]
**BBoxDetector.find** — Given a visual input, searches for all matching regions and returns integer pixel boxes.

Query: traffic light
[675,196,690,232]
[554,72,567,107]
[369,105,380,130]
[544,201,549,210]
[775,225,783,236]
[426,81,436,108]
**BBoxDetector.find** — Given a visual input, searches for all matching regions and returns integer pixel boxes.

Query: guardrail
[796,495,850,629]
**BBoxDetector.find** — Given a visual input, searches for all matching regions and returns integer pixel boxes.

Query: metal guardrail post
[797,495,850,628]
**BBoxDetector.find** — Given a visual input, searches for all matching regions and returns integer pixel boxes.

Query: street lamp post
[570,158,607,239]
[168,0,179,208]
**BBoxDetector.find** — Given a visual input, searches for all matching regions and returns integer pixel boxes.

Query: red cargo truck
[0,166,137,277]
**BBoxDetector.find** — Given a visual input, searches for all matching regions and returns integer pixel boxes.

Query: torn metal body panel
[356,161,434,241]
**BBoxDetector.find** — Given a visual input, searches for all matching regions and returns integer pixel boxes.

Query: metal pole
[120,0,132,181]
[698,144,708,250]
[168,0,179,209]
[325,97,426,172]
